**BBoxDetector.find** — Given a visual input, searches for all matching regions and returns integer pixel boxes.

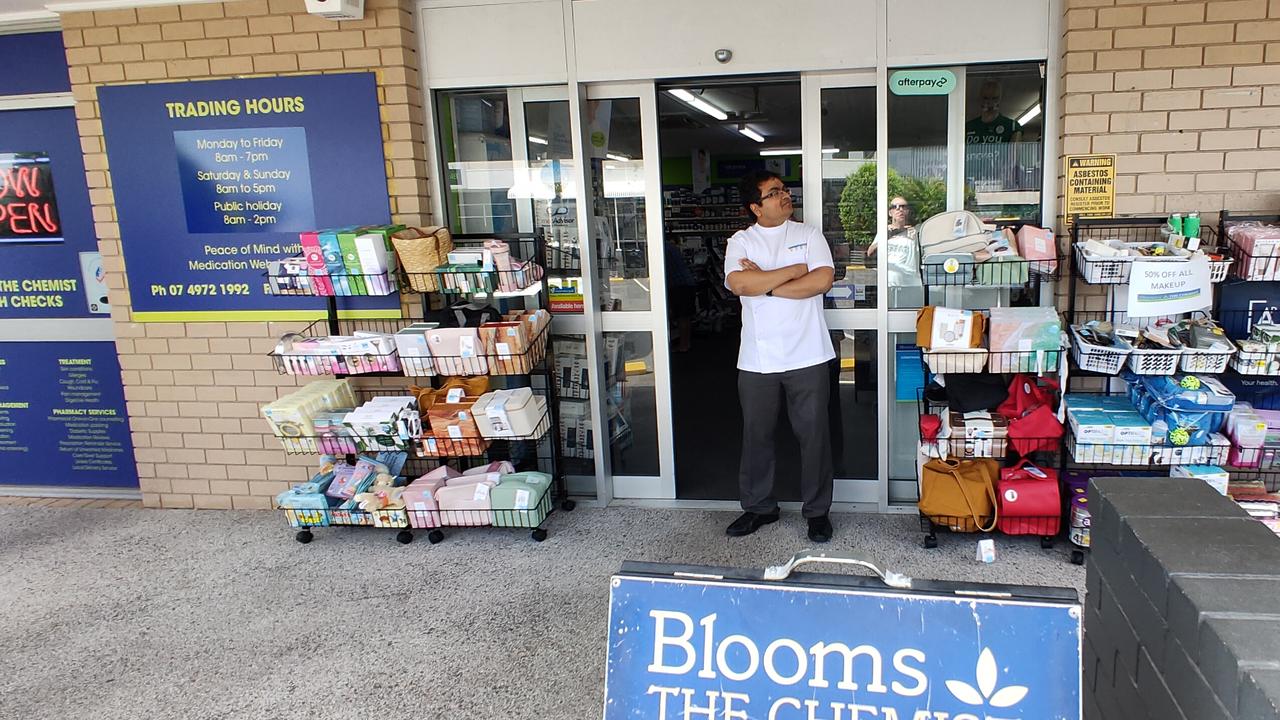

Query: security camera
[304,0,364,20]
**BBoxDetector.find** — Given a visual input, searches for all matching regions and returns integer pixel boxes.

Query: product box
[354,233,391,295]
[1069,410,1115,445]
[1171,465,1231,495]
[336,230,368,295]
[299,231,334,296]
[317,230,350,295]
[1112,412,1154,446]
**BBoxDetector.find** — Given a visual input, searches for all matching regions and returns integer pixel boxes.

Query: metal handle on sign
[763,551,912,589]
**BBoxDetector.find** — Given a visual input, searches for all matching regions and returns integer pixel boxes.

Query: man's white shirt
[724,220,836,374]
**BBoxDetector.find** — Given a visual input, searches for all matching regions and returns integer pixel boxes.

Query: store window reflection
[605,332,660,476]
[885,80,947,310]
[964,63,1044,224]
[437,90,519,234]
[820,86,877,309]
[587,98,650,312]
[552,335,597,490]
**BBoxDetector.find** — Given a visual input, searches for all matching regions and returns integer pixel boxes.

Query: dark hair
[739,170,783,212]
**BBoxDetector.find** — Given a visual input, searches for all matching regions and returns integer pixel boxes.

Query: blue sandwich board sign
[605,556,1082,720]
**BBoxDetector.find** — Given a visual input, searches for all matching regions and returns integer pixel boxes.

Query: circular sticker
[591,130,606,148]
[943,257,960,274]
[1004,489,1019,503]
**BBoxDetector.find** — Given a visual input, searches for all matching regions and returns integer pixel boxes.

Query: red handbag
[1000,373,1063,455]
[997,459,1061,536]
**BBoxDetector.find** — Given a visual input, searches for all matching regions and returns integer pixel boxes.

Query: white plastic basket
[1178,344,1235,374]
[1070,325,1131,375]
[1074,241,1191,285]
[1230,349,1280,376]
[923,347,989,374]
[1125,346,1182,375]
[1208,258,1233,283]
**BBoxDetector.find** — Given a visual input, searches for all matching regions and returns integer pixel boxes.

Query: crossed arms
[726,259,835,299]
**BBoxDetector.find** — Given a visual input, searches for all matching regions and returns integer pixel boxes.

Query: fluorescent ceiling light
[605,153,631,162]
[528,135,549,145]
[1017,103,1041,126]
[759,148,840,157]
[739,126,766,143]
[668,89,728,121]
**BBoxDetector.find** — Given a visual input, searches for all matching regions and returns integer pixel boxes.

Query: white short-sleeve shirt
[724,220,836,374]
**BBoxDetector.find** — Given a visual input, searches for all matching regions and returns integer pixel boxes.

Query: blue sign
[0,32,70,96]
[173,127,316,234]
[98,73,398,321]
[0,340,136,488]
[606,573,1081,720]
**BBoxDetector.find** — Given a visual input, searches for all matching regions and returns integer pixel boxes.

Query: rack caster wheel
[923,535,938,549]
[295,530,313,544]
[1071,550,1086,566]
[427,530,445,545]
[531,528,548,542]
[1040,537,1054,549]
[396,530,413,545]
[561,499,577,511]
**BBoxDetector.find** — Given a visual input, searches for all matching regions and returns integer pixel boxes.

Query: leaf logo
[944,648,1029,709]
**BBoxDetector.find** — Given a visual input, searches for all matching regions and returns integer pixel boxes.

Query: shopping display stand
[1061,214,1280,563]
[265,232,574,545]
[913,235,1065,551]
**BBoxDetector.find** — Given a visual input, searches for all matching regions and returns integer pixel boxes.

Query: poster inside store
[98,72,400,322]
[0,107,106,319]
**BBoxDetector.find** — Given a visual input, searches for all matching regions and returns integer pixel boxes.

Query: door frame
[801,69,886,509]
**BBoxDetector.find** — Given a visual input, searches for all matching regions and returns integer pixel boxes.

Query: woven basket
[392,226,454,292]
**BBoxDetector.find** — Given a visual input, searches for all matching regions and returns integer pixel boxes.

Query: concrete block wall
[1085,477,1280,720]
[1059,0,1280,219]
[59,0,432,509]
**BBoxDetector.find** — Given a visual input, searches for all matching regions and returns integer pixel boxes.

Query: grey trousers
[738,361,834,518]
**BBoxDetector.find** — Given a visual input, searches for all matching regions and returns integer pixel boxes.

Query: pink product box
[403,474,451,528]
[1015,226,1057,274]
[1230,444,1262,469]
[434,481,495,526]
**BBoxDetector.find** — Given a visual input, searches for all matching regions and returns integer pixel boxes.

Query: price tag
[497,342,512,357]
[448,424,462,439]
[460,335,475,359]
[514,489,531,510]
[446,388,464,403]
[473,483,490,501]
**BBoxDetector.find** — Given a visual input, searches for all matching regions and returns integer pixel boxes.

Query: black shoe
[726,511,780,537]
[807,515,833,543]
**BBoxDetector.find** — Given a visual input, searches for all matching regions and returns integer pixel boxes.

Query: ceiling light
[528,135,549,145]
[1017,103,1041,126]
[605,153,631,162]
[739,127,765,143]
[758,148,839,157]
[668,89,728,121]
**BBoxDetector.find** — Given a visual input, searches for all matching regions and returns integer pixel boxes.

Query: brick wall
[1059,0,1280,220]
[60,0,431,509]
[1085,477,1280,720]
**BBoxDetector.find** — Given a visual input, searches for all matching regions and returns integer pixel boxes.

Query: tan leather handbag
[918,458,999,532]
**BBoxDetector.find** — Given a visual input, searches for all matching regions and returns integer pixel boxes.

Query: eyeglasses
[890,203,909,210]
[761,187,792,202]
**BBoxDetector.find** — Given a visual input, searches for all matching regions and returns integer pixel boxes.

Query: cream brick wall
[60,0,431,510]
[1059,0,1280,222]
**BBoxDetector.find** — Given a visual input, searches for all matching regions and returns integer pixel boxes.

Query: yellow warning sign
[1064,154,1115,225]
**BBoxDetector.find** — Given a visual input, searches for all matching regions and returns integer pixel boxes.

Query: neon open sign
[0,152,63,242]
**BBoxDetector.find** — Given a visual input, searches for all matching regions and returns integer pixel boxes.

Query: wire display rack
[265,265,401,297]
[268,318,551,378]
[1221,211,1280,282]
[266,231,575,546]
[920,346,1065,375]
[919,255,1059,287]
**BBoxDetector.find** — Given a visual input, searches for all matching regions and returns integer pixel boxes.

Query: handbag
[919,458,999,533]
[997,460,1061,536]
[999,374,1063,455]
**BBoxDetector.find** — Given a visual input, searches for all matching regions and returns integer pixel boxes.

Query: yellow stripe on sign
[841,357,856,370]
[130,310,404,323]
[624,360,649,375]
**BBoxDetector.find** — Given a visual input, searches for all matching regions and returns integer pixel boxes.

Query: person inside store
[966,79,1023,145]
[722,170,837,543]
[664,238,697,353]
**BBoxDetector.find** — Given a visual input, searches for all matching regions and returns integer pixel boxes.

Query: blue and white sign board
[606,560,1081,720]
